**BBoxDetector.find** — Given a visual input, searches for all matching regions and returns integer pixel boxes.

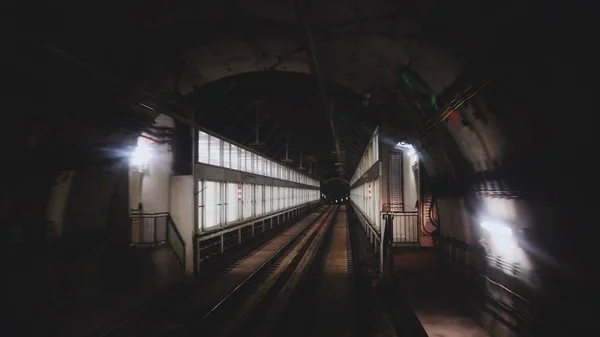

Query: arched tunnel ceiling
[136,0,463,103]
[28,0,592,180]
[35,0,497,178]
[187,71,378,178]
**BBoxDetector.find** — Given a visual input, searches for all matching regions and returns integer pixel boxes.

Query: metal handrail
[441,236,539,283]
[349,201,381,248]
[439,235,536,330]
[129,211,169,217]
[387,211,419,214]
[386,211,419,244]
[166,214,186,254]
[129,212,186,267]
[352,202,380,235]
[196,201,319,241]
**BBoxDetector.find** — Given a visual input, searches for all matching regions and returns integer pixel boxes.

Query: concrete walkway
[393,249,489,337]
[52,245,184,337]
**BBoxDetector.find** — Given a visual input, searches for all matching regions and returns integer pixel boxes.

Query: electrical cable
[429,195,440,228]
[421,195,440,235]
[416,80,491,139]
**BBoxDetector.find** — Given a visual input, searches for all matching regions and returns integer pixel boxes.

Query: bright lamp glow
[395,141,417,158]
[130,142,153,167]
[480,221,512,236]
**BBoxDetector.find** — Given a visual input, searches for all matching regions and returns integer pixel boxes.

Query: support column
[238,228,242,244]
[191,106,199,277]
[220,234,224,253]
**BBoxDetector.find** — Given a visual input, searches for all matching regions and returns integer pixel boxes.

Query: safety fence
[389,211,419,245]
[130,212,186,267]
[439,235,537,336]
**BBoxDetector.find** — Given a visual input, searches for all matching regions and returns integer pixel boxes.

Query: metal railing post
[166,216,170,241]
[130,212,186,268]
[153,217,157,244]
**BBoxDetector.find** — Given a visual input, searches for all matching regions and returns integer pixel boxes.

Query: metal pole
[295,0,342,167]
[191,107,199,276]
[166,217,170,241]
[401,152,405,212]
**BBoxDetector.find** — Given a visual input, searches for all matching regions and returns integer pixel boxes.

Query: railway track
[188,206,338,337]
[190,204,386,337]
[88,205,392,337]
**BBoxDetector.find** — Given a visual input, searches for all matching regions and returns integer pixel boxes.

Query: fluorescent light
[395,141,414,150]
[139,103,155,111]
[130,142,153,167]
[480,221,512,236]
[396,142,418,158]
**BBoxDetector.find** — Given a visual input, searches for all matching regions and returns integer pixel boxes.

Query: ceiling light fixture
[480,221,512,236]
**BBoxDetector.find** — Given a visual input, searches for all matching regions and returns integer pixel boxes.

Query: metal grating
[391,212,419,244]
[389,152,403,212]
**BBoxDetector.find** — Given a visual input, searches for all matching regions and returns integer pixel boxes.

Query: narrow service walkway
[313,211,350,337]
[393,249,490,337]
[52,245,184,337]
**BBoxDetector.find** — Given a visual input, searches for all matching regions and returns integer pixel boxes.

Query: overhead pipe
[295,0,343,170]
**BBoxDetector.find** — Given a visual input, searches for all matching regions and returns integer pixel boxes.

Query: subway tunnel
[6,0,597,336]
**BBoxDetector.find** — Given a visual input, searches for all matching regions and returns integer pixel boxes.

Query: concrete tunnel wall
[145,35,584,288]
[60,163,130,245]
[46,114,177,246]
[138,114,175,214]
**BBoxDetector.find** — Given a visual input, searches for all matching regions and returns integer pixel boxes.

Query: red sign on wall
[238,185,243,201]
[368,183,372,199]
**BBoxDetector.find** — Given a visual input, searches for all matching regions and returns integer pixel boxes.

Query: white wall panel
[351,177,381,230]
[227,183,238,223]
[243,183,253,219]
[231,145,239,170]
[209,136,221,166]
[198,131,209,164]
[198,132,318,187]
[351,129,380,185]
[204,181,217,229]
[256,185,264,216]
[223,143,231,169]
